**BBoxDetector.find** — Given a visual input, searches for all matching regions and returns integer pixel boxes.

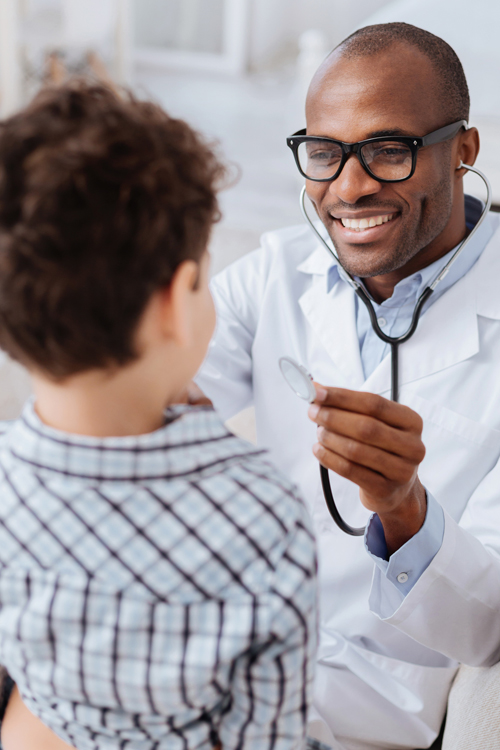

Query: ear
[454,126,480,177]
[159,260,200,348]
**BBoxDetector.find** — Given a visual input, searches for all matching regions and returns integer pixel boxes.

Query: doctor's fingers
[315,428,420,484]
[312,442,416,506]
[310,407,426,461]
[313,386,424,433]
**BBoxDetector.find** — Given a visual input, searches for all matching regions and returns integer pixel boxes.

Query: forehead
[306,45,443,141]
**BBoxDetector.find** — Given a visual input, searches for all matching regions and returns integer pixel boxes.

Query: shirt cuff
[364,491,445,596]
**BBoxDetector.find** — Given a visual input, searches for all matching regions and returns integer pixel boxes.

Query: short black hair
[335,22,470,123]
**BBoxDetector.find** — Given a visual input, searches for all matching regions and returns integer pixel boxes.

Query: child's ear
[160,260,199,347]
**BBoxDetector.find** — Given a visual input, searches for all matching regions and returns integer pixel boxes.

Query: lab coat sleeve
[365,491,445,595]
[368,461,500,667]
[195,246,270,421]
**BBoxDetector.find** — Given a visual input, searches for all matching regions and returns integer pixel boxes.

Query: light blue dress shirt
[328,195,496,595]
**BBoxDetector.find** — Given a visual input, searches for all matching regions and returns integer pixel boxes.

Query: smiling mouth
[338,213,396,231]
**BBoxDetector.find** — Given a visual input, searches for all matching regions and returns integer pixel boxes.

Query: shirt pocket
[403,392,500,521]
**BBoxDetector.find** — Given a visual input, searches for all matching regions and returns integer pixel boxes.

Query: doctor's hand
[308,387,427,554]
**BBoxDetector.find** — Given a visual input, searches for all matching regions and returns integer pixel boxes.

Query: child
[0,83,317,750]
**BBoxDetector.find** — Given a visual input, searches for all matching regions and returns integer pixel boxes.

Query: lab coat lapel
[298,248,365,388]
[363,268,479,396]
[368,220,500,394]
[367,220,500,395]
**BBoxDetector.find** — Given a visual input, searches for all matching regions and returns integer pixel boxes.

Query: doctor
[197,22,500,750]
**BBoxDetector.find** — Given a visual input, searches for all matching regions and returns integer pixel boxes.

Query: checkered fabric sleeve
[0,403,317,750]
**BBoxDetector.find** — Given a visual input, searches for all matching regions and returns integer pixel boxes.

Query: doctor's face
[304,45,466,281]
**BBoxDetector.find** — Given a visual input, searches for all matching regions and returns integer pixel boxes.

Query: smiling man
[197,23,500,750]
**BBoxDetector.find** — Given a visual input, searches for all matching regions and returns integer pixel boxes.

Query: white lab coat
[197,215,500,750]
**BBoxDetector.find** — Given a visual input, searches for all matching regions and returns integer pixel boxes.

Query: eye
[369,144,412,163]
[378,147,407,157]
[297,141,343,178]
[310,150,338,161]
[305,144,342,162]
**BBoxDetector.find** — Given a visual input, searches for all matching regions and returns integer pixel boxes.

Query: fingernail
[315,387,328,402]
[308,404,320,419]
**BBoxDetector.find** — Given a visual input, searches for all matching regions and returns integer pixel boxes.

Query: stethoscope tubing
[302,162,492,536]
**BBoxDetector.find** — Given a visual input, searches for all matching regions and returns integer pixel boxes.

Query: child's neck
[31,358,180,437]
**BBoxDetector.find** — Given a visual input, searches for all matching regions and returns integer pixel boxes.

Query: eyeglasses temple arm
[421,120,468,147]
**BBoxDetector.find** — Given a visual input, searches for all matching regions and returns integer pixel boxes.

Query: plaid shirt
[0,402,317,750]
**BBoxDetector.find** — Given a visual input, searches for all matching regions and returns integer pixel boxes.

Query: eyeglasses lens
[361,141,413,180]
[298,141,343,180]
[297,139,413,181]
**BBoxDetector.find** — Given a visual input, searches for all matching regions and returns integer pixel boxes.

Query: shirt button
[397,572,409,584]
[377,317,387,327]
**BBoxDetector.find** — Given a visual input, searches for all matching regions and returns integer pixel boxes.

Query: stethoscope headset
[280,161,492,536]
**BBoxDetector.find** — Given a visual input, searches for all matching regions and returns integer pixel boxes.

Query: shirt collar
[3,400,262,481]
[297,195,495,300]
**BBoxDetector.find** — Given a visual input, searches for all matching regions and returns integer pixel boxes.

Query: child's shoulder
[0,404,313,594]
[168,405,311,542]
[168,405,300,494]
[164,406,315,596]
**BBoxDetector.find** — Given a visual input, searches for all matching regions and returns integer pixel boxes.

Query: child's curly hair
[0,82,226,378]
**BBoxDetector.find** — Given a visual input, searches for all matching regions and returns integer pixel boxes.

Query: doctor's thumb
[313,384,328,403]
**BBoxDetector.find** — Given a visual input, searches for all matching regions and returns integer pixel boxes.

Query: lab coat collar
[296,241,335,281]
[297,213,500,395]
[295,219,347,290]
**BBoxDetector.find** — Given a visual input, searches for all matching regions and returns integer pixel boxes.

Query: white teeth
[340,213,394,231]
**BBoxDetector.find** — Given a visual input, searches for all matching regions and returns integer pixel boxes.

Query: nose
[329,153,382,204]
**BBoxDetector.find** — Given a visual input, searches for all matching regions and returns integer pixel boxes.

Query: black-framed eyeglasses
[286,120,468,183]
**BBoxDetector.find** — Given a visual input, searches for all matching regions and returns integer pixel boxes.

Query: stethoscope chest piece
[279,357,316,403]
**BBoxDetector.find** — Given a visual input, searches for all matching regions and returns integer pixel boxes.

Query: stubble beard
[327,173,454,279]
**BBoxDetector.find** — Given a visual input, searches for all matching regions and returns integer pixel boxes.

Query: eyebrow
[309,128,415,140]
[366,128,413,138]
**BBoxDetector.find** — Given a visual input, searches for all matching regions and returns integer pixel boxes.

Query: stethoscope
[280,162,492,536]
